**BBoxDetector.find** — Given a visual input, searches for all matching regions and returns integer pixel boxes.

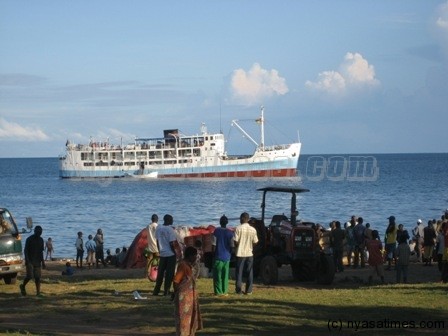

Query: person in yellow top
[384,216,398,270]
[173,246,203,336]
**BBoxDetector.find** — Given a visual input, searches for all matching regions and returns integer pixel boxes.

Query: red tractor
[251,187,335,285]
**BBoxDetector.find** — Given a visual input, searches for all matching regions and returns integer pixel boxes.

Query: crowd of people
[145,211,258,335]
[327,209,448,284]
[74,229,128,270]
[17,209,448,336]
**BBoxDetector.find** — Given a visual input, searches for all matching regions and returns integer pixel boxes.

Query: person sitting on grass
[117,247,127,267]
[365,230,385,285]
[105,249,113,265]
[62,262,74,276]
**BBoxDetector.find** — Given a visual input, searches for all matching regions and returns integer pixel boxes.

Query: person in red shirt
[365,230,385,284]
[173,246,203,336]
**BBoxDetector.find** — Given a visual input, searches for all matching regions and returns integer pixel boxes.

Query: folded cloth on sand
[133,291,147,300]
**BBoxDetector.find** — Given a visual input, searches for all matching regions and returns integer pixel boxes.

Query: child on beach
[85,235,96,269]
[396,235,411,283]
[45,237,54,261]
[365,230,385,284]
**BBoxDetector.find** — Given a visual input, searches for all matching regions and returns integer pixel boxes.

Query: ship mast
[231,106,266,150]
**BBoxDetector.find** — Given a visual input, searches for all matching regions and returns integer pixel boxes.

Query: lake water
[0,153,447,259]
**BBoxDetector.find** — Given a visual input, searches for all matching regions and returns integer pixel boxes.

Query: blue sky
[1,0,447,157]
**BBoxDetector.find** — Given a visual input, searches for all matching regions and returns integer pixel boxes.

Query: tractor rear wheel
[291,261,316,282]
[260,256,278,285]
[316,254,335,284]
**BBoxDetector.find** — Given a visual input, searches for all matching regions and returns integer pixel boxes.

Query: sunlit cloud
[229,63,289,106]
[434,1,448,57]
[305,52,380,96]
[0,117,50,141]
[436,1,448,29]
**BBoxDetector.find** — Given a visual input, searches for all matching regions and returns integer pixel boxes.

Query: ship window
[211,143,215,146]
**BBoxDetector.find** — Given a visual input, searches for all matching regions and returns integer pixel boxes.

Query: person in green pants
[212,215,234,296]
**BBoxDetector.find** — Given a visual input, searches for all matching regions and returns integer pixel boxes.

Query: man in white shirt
[412,219,425,262]
[145,214,159,275]
[152,214,178,296]
[147,214,159,258]
[234,212,258,295]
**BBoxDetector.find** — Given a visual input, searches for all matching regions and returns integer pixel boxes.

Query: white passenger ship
[58,108,301,179]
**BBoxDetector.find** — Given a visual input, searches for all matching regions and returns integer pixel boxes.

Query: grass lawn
[0,264,447,335]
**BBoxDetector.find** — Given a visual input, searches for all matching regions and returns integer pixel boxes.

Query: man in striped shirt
[234,212,258,295]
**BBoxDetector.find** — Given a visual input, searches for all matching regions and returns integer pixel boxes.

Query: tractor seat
[270,214,288,227]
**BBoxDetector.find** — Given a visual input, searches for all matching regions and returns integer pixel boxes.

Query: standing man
[212,215,234,296]
[94,228,107,268]
[330,221,345,273]
[364,223,373,241]
[153,214,178,296]
[20,225,46,297]
[423,220,436,266]
[345,216,357,267]
[353,217,366,268]
[412,219,425,262]
[146,214,159,272]
[396,224,410,244]
[75,231,84,269]
[234,212,258,295]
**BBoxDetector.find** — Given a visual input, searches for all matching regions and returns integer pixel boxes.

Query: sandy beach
[37,257,442,285]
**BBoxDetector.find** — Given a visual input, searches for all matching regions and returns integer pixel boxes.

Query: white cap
[417,219,422,224]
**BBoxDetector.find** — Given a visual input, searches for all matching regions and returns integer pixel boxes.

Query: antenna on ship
[219,103,222,134]
[256,106,265,150]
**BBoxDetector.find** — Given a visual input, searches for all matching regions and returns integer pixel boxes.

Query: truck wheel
[260,256,278,285]
[316,254,335,285]
[291,261,316,281]
[4,273,17,285]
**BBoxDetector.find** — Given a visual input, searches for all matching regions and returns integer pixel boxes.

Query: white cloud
[229,63,289,106]
[0,118,50,141]
[305,52,380,96]
[304,71,345,94]
[434,1,448,56]
[437,17,448,28]
[436,1,448,30]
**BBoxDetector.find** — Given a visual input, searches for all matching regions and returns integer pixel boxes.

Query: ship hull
[59,156,299,179]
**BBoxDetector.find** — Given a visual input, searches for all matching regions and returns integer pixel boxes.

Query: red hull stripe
[158,168,297,178]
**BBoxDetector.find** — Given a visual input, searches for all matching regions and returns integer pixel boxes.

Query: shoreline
[34,258,443,286]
